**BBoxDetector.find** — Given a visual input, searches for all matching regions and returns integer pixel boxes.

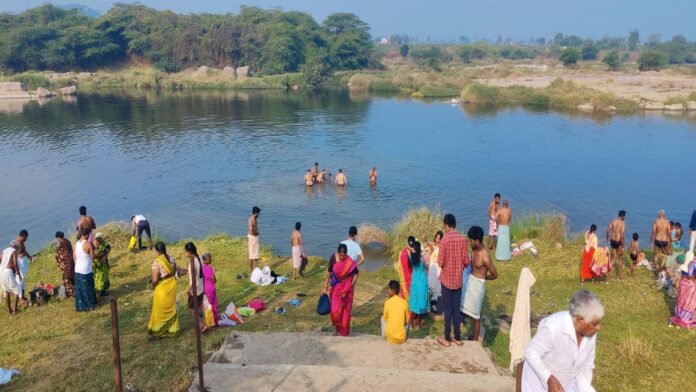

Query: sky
[2,0,696,42]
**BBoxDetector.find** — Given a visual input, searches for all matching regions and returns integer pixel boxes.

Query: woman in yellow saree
[148,242,179,338]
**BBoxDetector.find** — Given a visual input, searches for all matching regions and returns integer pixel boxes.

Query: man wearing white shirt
[522,289,603,392]
[341,226,365,266]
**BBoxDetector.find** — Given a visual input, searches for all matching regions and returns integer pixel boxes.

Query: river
[1,90,694,269]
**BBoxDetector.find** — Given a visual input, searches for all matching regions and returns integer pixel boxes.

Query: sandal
[436,336,451,347]
[453,339,463,346]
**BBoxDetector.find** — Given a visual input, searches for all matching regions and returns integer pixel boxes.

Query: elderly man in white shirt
[522,289,603,392]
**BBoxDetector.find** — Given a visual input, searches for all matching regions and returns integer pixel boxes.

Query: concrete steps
[190,332,514,391]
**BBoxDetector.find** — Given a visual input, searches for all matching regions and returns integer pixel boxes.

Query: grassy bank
[1,211,693,391]
[1,67,305,91]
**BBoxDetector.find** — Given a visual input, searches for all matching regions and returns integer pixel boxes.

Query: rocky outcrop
[640,101,664,110]
[235,66,250,81]
[664,103,685,111]
[195,66,210,76]
[0,82,26,91]
[36,87,53,98]
[60,86,77,95]
[577,103,594,111]
[687,101,696,111]
[222,66,235,77]
[601,106,617,112]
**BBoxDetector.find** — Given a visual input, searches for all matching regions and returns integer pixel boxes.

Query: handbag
[316,293,331,316]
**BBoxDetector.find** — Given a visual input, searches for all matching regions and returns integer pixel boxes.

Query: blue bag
[316,293,331,316]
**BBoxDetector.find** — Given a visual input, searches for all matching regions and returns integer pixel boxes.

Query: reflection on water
[1,90,695,262]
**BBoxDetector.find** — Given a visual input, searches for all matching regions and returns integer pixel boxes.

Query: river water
[1,90,694,268]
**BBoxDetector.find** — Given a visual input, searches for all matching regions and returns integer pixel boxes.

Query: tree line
[0,4,376,83]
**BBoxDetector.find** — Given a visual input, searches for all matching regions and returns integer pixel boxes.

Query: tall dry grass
[510,212,567,245]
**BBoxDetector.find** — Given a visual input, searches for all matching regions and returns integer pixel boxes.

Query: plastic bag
[128,236,137,251]
[225,302,244,324]
[248,298,265,312]
[316,293,330,316]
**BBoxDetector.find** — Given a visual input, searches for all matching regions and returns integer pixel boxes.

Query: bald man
[650,210,671,273]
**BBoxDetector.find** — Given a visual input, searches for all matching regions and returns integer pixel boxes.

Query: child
[202,253,219,327]
[629,233,639,276]
[382,280,409,344]
[673,222,683,250]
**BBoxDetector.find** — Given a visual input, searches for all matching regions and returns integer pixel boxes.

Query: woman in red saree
[581,225,598,283]
[396,236,415,302]
[323,243,359,336]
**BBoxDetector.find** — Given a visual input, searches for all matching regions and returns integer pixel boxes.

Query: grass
[1,210,694,391]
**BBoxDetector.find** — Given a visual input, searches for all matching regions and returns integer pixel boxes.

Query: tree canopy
[0,4,374,75]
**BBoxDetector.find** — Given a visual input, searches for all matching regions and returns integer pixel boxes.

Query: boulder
[0,82,26,92]
[601,105,617,112]
[577,103,594,111]
[222,66,235,77]
[36,87,52,98]
[664,103,685,111]
[235,66,250,80]
[640,101,664,110]
[687,101,696,111]
[60,85,77,95]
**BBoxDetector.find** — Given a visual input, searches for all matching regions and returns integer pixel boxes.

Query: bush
[637,50,666,71]
[602,50,622,71]
[409,45,452,71]
[399,44,409,58]
[559,47,581,67]
[461,83,498,104]
[459,43,492,63]
[581,40,598,60]
[10,72,51,90]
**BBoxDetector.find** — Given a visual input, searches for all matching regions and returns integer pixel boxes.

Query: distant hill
[57,3,102,17]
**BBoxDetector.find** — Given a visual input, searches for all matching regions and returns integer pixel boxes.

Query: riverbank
[0,214,693,391]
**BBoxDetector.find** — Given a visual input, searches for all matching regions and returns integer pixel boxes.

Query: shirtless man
[2,245,26,314]
[495,201,512,261]
[11,230,34,300]
[486,193,501,250]
[248,207,261,271]
[316,169,326,184]
[369,166,378,186]
[336,169,347,187]
[290,222,304,280]
[304,169,313,187]
[650,210,671,273]
[77,206,97,241]
[463,226,498,341]
[606,210,626,279]
[311,162,319,183]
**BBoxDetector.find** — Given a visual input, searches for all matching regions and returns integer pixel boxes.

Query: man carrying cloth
[462,226,498,342]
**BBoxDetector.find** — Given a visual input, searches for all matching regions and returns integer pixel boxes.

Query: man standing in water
[369,166,378,186]
[248,206,261,272]
[304,169,314,187]
[311,162,319,183]
[291,222,304,280]
[341,226,365,266]
[495,200,512,261]
[650,210,671,273]
[316,169,326,184]
[487,193,500,250]
[463,226,498,342]
[77,206,96,241]
[606,210,626,279]
[336,169,348,186]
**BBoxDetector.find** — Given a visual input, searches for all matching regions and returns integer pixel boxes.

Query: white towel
[509,267,536,372]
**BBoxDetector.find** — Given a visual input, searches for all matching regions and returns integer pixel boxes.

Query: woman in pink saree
[670,256,696,329]
[323,243,359,336]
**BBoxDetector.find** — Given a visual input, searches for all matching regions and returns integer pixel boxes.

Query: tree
[628,29,640,51]
[602,50,622,71]
[399,44,409,57]
[322,13,373,70]
[559,47,580,67]
[637,49,666,71]
[581,39,598,60]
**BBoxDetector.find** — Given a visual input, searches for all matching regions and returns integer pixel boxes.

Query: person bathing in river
[316,169,326,184]
[304,169,313,187]
[311,162,319,182]
[651,210,672,273]
[462,226,498,342]
[487,193,500,250]
[495,200,512,261]
[291,222,305,280]
[369,166,377,186]
[336,169,347,187]
[606,210,626,279]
